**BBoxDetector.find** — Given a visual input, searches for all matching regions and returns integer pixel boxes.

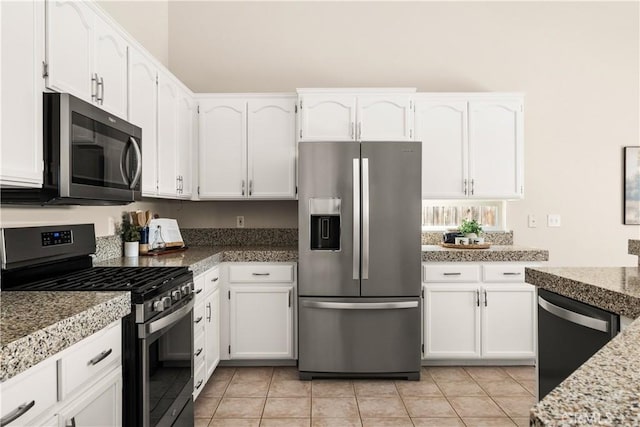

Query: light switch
[547,214,561,227]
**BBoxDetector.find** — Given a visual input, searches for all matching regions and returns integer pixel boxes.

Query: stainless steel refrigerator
[298,140,422,380]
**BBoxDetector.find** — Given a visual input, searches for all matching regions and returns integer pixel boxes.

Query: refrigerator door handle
[353,158,360,280]
[538,296,609,332]
[302,301,418,310]
[362,157,370,280]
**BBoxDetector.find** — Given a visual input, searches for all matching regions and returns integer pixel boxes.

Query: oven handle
[145,299,194,336]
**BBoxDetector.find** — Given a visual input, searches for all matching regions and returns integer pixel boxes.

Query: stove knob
[153,300,165,312]
[161,296,171,309]
[171,290,182,301]
[181,284,192,296]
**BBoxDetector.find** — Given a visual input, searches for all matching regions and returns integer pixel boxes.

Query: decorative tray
[440,243,491,250]
[140,246,188,257]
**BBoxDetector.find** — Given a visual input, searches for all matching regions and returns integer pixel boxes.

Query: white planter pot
[124,241,139,257]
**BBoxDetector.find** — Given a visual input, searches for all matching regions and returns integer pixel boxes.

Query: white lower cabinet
[193,266,220,400]
[0,320,122,426]
[423,263,536,361]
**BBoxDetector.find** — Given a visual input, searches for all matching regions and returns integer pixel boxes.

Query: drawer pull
[502,272,522,276]
[195,379,204,390]
[443,272,462,276]
[211,277,219,282]
[88,348,113,366]
[252,272,271,276]
[195,316,203,324]
[195,289,203,294]
[0,400,35,426]
[195,348,203,357]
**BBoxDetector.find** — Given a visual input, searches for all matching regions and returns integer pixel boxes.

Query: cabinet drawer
[194,333,205,367]
[1,362,57,426]
[204,267,221,295]
[194,274,205,297]
[193,363,206,400]
[229,264,294,283]
[483,265,525,282]
[423,264,480,283]
[194,301,205,336]
[59,321,122,399]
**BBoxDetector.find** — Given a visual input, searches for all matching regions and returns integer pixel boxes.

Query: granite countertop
[0,291,131,382]
[422,244,549,262]
[526,267,640,426]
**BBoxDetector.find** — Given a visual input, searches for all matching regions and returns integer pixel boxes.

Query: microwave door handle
[129,137,142,189]
[120,138,132,185]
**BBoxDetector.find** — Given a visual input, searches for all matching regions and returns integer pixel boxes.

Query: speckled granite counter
[95,246,298,277]
[526,267,640,426]
[422,245,549,262]
[0,291,130,382]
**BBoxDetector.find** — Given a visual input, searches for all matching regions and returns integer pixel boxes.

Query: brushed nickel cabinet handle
[1,400,36,426]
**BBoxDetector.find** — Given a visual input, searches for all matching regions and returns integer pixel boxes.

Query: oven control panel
[41,230,73,246]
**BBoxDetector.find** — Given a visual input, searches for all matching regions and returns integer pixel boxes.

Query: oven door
[139,298,194,427]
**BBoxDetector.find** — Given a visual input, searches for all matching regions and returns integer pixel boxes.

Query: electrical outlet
[528,214,537,228]
[236,216,245,228]
[547,214,561,227]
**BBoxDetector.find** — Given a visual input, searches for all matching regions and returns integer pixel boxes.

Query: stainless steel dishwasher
[538,289,619,400]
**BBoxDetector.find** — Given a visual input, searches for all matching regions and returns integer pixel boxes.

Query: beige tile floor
[194,366,536,427]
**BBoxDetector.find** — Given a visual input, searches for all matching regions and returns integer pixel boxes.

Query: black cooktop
[6,266,191,300]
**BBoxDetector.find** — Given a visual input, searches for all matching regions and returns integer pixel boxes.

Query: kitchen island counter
[527,267,640,426]
[422,244,549,262]
[0,291,130,381]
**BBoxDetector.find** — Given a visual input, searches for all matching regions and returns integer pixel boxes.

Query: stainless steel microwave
[2,93,142,205]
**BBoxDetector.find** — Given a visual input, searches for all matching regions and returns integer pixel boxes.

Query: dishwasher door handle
[538,296,609,332]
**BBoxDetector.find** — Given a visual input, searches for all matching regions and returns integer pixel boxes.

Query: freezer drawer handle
[302,301,418,310]
[538,296,609,333]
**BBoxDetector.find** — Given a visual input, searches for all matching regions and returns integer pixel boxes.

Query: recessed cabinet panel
[247,98,297,198]
[0,0,44,188]
[177,92,194,198]
[198,99,247,199]
[415,100,467,198]
[205,288,220,379]
[93,14,128,118]
[357,95,413,141]
[129,48,158,196]
[468,100,523,199]
[46,0,93,100]
[157,74,179,197]
[299,95,356,141]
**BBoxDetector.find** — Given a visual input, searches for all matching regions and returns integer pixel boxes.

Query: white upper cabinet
[176,91,195,199]
[198,95,296,200]
[415,94,524,200]
[0,0,45,188]
[128,47,158,196]
[46,0,128,118]
[415,99,468,198]
[468,100,524,199]
[247,97,297,199]
[92,14,128,118]
[198,98,247,199]
[157,73,179,197]
[297,89,415,142]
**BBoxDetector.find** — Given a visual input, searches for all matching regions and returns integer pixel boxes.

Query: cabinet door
[481,283,536,359]
[93,14,127,118]
[198,99,247,199]
[157,73,178,197]
[229,285,293,359]
[415,99,467,198]
[46,0,93,102]
[176,90,194,198]
[129,48,158,196]
[0,0,44,188]
[299,95,356,141]
[357,95,414,141]
[205,288,220,380]
[247,97,296,199]
[468,99,524,199]
[423,284,480,359]
[58,369,122,427]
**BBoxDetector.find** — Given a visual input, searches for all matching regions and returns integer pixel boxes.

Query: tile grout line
[424,367,468,425]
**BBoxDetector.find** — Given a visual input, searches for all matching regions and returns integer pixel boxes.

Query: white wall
[167,1,639,267]
[97,0,169,66]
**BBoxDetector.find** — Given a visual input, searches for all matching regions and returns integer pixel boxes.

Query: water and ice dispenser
[309,198,341,251]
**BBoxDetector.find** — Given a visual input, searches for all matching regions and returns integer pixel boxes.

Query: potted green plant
[458,219,483,240]
[119,216,141,257]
